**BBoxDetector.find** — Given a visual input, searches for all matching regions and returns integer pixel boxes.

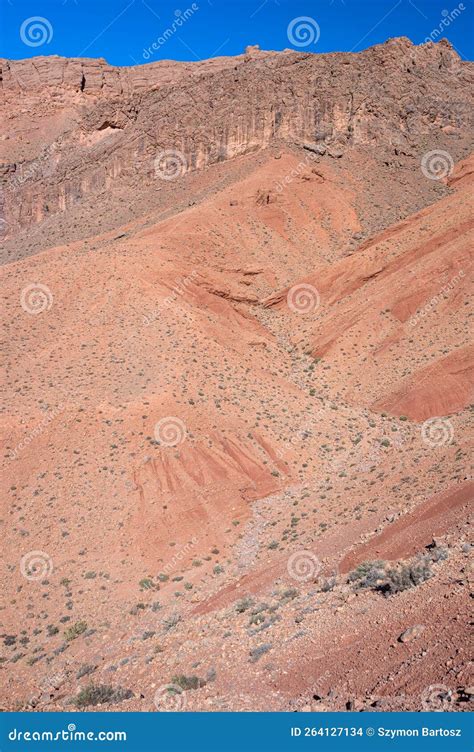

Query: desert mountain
[1,39,473,712]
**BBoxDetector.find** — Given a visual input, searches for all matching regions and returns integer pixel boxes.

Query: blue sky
[0,0,472,64]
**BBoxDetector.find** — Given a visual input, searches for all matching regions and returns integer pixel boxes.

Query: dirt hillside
[1,40,473,713]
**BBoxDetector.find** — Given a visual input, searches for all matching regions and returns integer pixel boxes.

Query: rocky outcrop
[0,38,472,237]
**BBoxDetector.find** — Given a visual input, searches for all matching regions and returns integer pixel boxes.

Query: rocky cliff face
[0,37,472,240]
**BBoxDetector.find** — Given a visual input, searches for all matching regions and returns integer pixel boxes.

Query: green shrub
[348,555,433,595]
[64,621,87,641]
[348,560,386,590]
[248,612,265,625]
[279,588,298,602]
[74,684,133,707]
[384,555,433,594]
[76,664,97,679]
[249,643,272,663]
[139,577,154,590]
[235,597,254,613]
[171,674,206,691]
